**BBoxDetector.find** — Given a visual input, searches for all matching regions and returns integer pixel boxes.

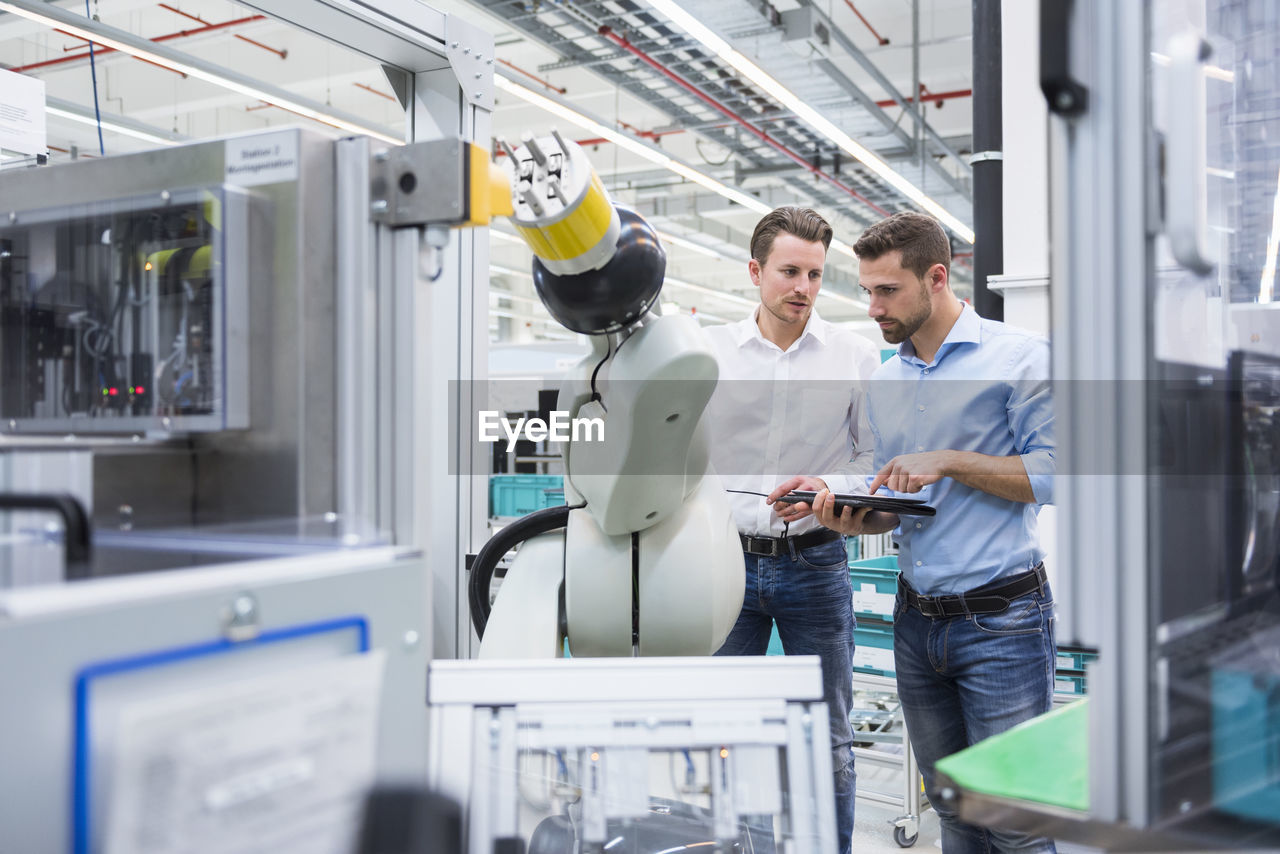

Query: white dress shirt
[703,307,881,537]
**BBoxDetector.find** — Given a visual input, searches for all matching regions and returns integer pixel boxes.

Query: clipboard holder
[71,614,370,854]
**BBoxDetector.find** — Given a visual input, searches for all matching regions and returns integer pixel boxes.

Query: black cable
[469,503,580,640]
[588,337,612,412]
[725,489,771,498]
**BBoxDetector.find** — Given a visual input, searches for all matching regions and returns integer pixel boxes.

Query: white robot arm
[472,133,744,657]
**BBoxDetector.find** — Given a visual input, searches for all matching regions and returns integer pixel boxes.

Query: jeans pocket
[969,595,1045,635]
[795,539,848,571]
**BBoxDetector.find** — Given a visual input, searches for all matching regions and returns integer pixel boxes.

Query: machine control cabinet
[0,187,251,434]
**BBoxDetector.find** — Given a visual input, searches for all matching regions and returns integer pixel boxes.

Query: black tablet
[775,490,937,517]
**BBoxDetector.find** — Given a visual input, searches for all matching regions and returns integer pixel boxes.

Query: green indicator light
[101,388,108,396]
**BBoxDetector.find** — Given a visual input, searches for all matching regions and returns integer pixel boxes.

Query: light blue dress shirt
[868,304,1055,595]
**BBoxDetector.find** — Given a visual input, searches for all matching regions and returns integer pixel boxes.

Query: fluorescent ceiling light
[829,238,857,260]
[490,290,542,307]
[819,289,868,309]
[496,246,756,310]
[45,99,183,147]
[641,0,974,243]
[1259,166,1280,304]
[0,0,401,146]
[1150,52,1235,82]
[664,275,757,308]
[490,262,533,279]
[654,229,733,260]
[489,229,527,245]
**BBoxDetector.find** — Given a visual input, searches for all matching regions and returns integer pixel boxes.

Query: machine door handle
[1165,30,1218,276]
[0,492,92,580]
[1040,0,1087,116]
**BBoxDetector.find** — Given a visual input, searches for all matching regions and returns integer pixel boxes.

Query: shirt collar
[734,306,828,350]
[898,301,980,365]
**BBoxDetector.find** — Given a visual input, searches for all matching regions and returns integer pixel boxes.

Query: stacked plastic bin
[488,474,565,518]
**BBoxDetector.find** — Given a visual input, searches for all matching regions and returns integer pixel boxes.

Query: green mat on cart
[935,699,1089,812]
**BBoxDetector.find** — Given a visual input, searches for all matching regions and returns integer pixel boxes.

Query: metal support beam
[971,0,1003,319]
[232,0,452,72]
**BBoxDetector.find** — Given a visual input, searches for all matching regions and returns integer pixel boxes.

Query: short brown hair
[750,206,833,263]
[852,212,951,279]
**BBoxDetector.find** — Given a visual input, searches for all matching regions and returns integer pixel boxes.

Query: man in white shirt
[703,206,880,854]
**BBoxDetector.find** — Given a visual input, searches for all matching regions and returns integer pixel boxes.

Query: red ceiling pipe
[598,25,890,217]
[617,118,684,141]
[49,29,187,76]
[10,13,266,74]
[231,33,286,59]
[496,137,611,154]
[843,0,890,46]
[158,4,286,59]
[354,82,397,102]
[497,58,566,94]
[875,88,972,109]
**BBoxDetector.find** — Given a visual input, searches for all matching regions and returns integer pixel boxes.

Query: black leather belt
[900,563,1048,617]
[739,528,842,558]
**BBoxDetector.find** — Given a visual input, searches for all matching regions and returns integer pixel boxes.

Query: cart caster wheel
[894,825,919,848]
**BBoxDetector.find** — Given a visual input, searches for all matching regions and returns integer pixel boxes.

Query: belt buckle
[746,536,779,557]
[916,594,941,618]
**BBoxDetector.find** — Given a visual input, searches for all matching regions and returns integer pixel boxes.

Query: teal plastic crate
[853,617,895,678]
[1054,674,1087,696]
[766,624,784,655]
[849,556,900,621]
[489,474,565,517]
[1055,646,1099,673]
[1212,649,1280,823]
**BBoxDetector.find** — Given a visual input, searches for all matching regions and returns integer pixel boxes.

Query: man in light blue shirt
[815,212,1056,854]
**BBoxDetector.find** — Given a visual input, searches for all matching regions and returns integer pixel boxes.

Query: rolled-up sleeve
[1007,338,1055,505]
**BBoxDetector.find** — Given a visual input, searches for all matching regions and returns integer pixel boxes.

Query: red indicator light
[136,385,146,394]
[108,387,118,396]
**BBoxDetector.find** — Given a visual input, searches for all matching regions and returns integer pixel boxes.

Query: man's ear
[748,258,762,286]
[929,262,948,292]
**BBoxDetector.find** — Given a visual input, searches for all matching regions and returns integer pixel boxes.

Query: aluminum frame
[231,0,495,659]
[427,655,836,854]
[1050,0,1152,826]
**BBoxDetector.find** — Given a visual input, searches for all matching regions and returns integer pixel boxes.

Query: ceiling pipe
[875,87,973,108]
[158,4,285,59]
[598,25,891,218]
[842,0,890,46]
[353,82,397,102]
[497,58,565,94]
[9,13,266,73]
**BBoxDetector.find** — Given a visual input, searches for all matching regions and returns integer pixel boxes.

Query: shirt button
[915,522,923,529]
[915,560,923,566]
[918,405,925,412]
[923,369,930,375]
[917,445,924,451]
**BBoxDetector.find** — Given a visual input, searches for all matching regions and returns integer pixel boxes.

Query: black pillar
[972,0,1003,320]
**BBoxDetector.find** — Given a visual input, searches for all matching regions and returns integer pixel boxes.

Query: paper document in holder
[103,651,386,854]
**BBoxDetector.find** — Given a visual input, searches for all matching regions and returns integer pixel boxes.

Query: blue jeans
[893,582,1058,854]
[714,537,856,854]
